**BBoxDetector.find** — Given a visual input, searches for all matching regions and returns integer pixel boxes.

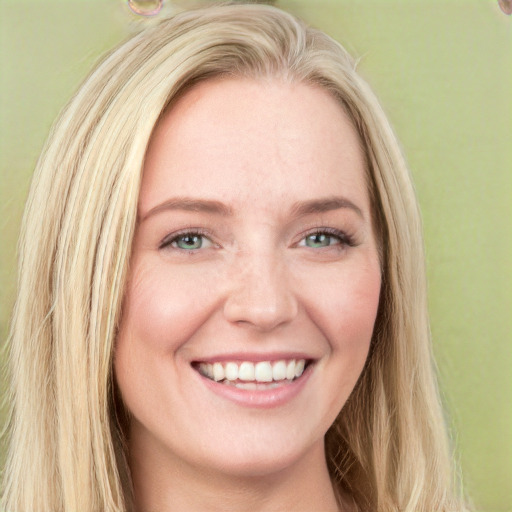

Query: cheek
[337,269,381,348]
[114,258,223,423]
[326,262,381,402]
[328,270,380,386]
[293,258,381,428]
[117,258,220,354]
[301,259,381,354]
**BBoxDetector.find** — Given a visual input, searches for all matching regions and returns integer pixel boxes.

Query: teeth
[222,381,282,390]
[254,361,273,382]
[286,360,296,380]
[198,359,307,384]
[225,362,239,381]
[239,361,255,381]
[213,362,225,382]
[294,359,305,378]
[272,360,287,381]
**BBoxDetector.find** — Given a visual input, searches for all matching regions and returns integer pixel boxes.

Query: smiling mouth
[193,359,310,389]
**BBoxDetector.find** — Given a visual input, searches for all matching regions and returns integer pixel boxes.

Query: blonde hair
[2,3,467,511]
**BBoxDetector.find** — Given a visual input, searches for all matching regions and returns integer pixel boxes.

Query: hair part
[2,4,466,511]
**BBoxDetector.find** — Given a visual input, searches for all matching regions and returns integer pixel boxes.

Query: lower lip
[194,364,313,409]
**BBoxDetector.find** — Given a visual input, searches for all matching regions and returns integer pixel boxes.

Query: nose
[223,250,298,331]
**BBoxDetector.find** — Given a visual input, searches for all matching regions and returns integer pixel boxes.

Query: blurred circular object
[128,0,164,16]
[498,0,512,15]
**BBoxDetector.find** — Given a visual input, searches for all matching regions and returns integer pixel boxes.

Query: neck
[128,429,342,512]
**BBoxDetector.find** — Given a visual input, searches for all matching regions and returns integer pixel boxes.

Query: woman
[2,3,467,511]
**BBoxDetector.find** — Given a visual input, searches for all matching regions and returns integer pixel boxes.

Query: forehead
[140,78,369,217]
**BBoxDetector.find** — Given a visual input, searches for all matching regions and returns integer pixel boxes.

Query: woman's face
[115,78,381,478]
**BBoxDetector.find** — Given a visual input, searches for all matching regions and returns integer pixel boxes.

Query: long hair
[2,4,466,511]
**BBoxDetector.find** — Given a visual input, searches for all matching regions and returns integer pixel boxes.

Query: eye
[160,231,214,251]
[297,229,352,249]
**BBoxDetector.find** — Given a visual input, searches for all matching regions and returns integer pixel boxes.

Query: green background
[1,1,510,510]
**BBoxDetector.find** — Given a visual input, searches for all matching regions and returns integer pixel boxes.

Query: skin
[114,78,381,512]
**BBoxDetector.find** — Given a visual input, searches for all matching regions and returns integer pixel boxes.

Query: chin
[190,429,326,479]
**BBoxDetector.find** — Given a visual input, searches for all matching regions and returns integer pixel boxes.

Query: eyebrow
[290,196,364,219]
[140,195,364,222]
[140,197,233,222]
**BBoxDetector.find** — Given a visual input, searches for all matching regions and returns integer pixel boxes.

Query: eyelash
[159,228,213,251]
[158,227,355,252]
[297,227,355,249]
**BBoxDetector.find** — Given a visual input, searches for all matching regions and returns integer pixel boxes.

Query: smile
[196,359,307,389]
[191,355,315,408]
[199,359,306,382]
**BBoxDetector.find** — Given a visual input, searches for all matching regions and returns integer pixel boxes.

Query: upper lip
[191,352,317,364]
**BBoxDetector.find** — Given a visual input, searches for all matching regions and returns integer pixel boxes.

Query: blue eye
[298,229,351,249]
[174,234,204,250]
[304,233,336,248]
[160,232,213,251]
